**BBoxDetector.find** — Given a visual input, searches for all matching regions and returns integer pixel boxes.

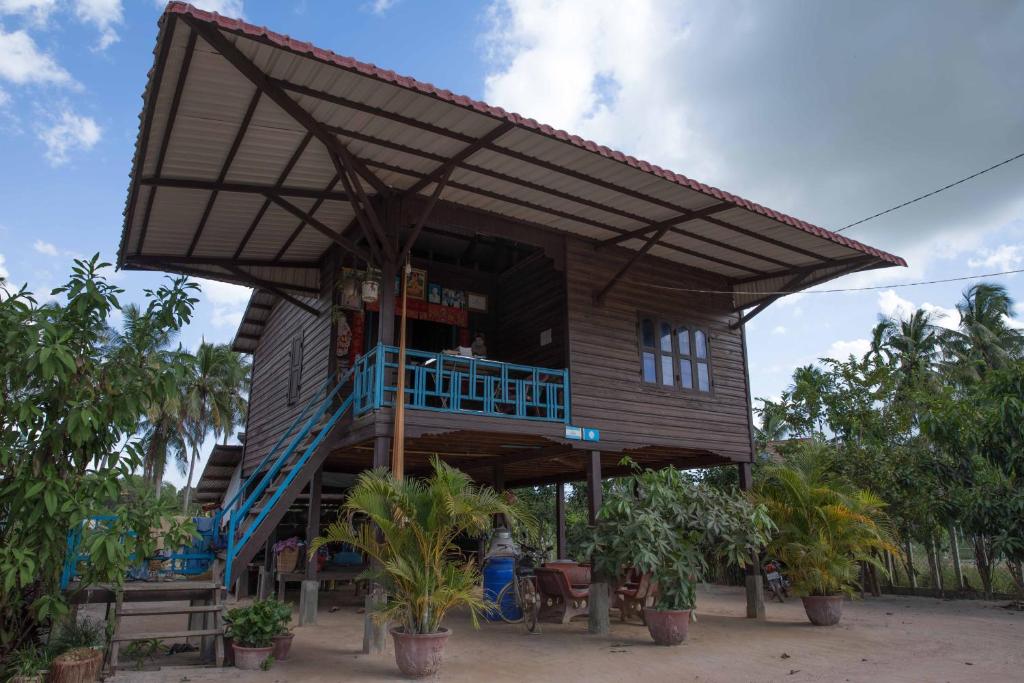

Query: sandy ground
[104,584,1024,683]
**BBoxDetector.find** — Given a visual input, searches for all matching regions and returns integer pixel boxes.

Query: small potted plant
[755,461,897,625]
[310,457,534,678]
[272,537,304,574]
[585,462,773,645]
[267,599,295,661]
[224,599,283,670]
[47,615,105,682]
[4,646,49,683]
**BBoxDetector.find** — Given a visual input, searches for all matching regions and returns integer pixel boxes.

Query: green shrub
[224,599,290,648]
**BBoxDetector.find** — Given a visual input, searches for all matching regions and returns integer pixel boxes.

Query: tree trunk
[972,535,993,598]
[1006,559,1024,597]
[948,523,964,591]
[182,447,198,513]
[926,536,942,595]
[904,540,917,588]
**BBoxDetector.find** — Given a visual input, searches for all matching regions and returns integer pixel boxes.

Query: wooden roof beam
[272,173,352,262]
[266,193,372,263]
[138,176,349,201]
[405,122,514,197]
[181,16,390,197]
[593,224,673,304]
[137,28,197,255]
[222,265,320,315]
[186,88,262,257]
[128,255,320,268]
[233,132,313,259]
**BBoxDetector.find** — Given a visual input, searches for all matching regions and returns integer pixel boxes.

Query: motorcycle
[763,560,790,602]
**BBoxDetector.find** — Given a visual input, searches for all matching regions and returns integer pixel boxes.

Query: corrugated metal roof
[118,2,905,312]
[231,289,278,352]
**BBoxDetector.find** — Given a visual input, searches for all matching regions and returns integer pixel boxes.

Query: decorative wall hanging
[467,291,488,312]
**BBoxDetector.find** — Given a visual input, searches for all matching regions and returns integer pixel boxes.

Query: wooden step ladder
[107,581,225,673]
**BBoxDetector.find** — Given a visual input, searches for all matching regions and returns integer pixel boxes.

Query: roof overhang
[195,443,242,503]
[118,2,906,313]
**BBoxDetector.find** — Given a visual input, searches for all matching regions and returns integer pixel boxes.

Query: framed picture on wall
[467,291,488,312]
[405,268,427,300]
[427,283,442,304]
[442,288,465,309]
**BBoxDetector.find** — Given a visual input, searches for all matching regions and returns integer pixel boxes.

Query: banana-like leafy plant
[310,457,535,634]
[755,460,899,596]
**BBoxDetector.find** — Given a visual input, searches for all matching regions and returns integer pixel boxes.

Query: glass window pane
[642,352,656,383]
[697,362,710,391]
[660,322,673,353]
[677,327,690,356]
[641,318,655,348]
[694,330,708,359]
[679,359,693,389]
[661,356,674,386]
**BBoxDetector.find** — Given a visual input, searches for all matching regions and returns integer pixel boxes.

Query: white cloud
[196,277,251,329]
[159,0,243,17]
[368,0,396,14]
[921,302,960,331]
[37,108,101,164]
[0,252,8,279]
[74,0,123,50]
[33,239,56,255]
[0,27,76,87]
[0,0,58,25]
[771,325,786,335]
[482,2,1024,281]
[967,244,1023,272]
[0,85,8,106]
[826,338,871,360]
[877,289,915,319]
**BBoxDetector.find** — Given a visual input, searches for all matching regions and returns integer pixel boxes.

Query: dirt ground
[104,584,1024,682]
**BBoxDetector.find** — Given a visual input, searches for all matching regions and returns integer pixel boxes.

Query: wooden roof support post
[265,193,373,263]
[586,450,609,635]
[592,224,672,304]
[398,165,455,262]
[391,257,410,481]
[737,461,765,619]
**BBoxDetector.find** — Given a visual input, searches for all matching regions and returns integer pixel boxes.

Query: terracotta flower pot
[223,636,235,667]
[272,633,294,661]
[644,608,690,645]
[231,644,274,671]
[48,646,102,682]
[801,595,843,626]
[389,627,450,678]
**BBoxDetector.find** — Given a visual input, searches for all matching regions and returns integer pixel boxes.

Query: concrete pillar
[299,580,319,626]
[363,434,391,654]
[738,462,765,620]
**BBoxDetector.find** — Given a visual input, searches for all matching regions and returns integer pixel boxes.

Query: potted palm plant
[585,462,773,645]
[4,646,49,683]
[755,460,898,625]
[311,457,533,678]
[224,599,283,670]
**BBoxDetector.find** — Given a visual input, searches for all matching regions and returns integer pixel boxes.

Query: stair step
[118,604,222,617]
[112,628,222,642]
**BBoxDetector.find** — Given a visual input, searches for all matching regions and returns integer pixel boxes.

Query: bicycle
[491,544,549,633]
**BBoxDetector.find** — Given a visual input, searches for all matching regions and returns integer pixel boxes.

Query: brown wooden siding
[565,238,753,462]
[242,285,332,476]
[493,253,565,369]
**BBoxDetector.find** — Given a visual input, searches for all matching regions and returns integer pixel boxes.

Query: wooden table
[275,566,366,601]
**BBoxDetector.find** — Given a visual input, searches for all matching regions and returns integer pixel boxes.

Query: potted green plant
[755,461,898,625]
[585,462,773,645]
[4,646,50,683]
[47,615,105,682]
[224,599,284,670]
[311,457,534,678]
[266,599,295,661]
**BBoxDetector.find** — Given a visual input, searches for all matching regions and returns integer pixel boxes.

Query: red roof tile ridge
[161,1,906,267]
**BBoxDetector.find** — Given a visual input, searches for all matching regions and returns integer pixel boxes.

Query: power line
[835,151,1024,233]
[645,267,1024,297]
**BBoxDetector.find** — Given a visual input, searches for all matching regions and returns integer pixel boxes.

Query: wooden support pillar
[585,452,609,635]
[738,462,765,620]
[300,467,323,626]
[555,480,567,560]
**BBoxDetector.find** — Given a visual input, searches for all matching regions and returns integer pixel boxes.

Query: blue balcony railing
[354,344,569,423]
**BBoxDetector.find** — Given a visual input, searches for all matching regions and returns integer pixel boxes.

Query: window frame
[637,314,713,395]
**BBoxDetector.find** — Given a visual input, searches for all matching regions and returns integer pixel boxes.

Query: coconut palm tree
[943,283,1022,380]
[180,342,250,512]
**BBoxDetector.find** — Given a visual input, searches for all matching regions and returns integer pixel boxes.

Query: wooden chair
[614,569,657,623]
[534,567,590,624]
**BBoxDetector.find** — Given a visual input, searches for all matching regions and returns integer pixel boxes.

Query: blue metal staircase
[216,364,356,589]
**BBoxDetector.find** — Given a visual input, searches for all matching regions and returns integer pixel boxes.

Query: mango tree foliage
[0,256,199,654]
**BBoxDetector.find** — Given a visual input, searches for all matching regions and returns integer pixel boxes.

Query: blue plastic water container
[482,556,520,621]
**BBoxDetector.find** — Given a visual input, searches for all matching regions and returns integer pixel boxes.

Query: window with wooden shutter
[637,315,712,394]
[287,335,303,405]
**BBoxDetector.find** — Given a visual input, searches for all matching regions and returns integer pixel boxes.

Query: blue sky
[2,1,1022,488]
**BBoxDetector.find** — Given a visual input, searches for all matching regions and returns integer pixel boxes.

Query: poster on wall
[442,288,466,309]
[427,283,442,304]
[467,291,488,312]
[406,268,427,300]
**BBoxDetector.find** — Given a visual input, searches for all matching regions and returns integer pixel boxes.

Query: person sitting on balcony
[471,332,487,357]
